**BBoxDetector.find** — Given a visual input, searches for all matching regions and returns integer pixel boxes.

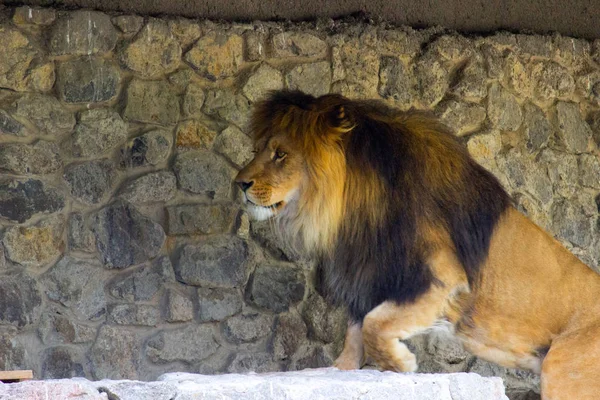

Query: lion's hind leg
[541,323,600,400]
[334,321,364,370]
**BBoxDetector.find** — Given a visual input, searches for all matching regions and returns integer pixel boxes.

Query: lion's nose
[236,180,254,192]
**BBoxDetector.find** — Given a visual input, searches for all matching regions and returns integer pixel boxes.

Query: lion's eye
[274,150,287,161]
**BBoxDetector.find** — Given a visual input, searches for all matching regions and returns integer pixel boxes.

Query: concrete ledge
[0,368,508,399]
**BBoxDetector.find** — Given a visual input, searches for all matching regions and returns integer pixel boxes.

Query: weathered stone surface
[13,6,56,25]
[223,313,273,344]
[273,311,308,360]
[579,155,600,189]
[175,119,217,150]
[38,309,97,345]
[466,131,502,173]
[112,15,144,34]
[250,219,299,261]
[0,110,28,136]
[168,19,202,48]
[3,215,64,268]
[487,83,522,131]
[272,32,327,58]
[119,171,177,203]
[93,381,178,400]
[146,324,219,363]
[332,39,379,99]
[0,380,105,400]
[0,271,42,327]
[109,256,174,302]
[0,140,62,175]
[302,292,346,344]
[244,30,267,61]
[522,103,552,152]
[120,129,173,168]
[57,57,120,104]
[247,262,306,313]
[175,235,249,287]
[121,20,182,78]
[436,99,486,136]
[378,56,415,109]
[499,149,553,204]
[377,29,422,59]
[108,304,160,326]
[0,327,25,370]
[428,35,473,62]
[197,287,242,322]
[182,83,206,118]
[164,289,194,322]
[451,59,487,101]
[71,108,128,158]
[68,213,96,253]
[531,61,575,100]
[15,94,75,136]
[213,125,253,168]
[185,31,243,80]
[415,53,449,108]
[168,69,194,91]
[286,62,331,97]
[43,256,107,320]
[539,149,579,198]
[173,150,235,199]
[166,203,237,235]
[0,179,64,223]
[123,79,179,125]
[42,347,85,379]
[203,89,252,130]
[90,325,139,380]
[293,347,333,370]
[227,352,278,373]
[50,11,118,56]
[556,101,593,153]
[551,200,593,248]
[92,200,166,269]
[64,159,118,204]
[243,64,284,103]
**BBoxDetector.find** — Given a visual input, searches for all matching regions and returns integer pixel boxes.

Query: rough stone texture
[243,63,284,102]
[89,325,139,380]
[57,57,120,104]
[63,159,118,204]
[41,346,85,379]
[436,99,486,136]
[272,32,327,58]
[0,327,26,370]
[118,171,177,203]
[197,287,243,322]
[13,6,56,25]
[203,89,252,130]
[173,150,236,199]
[14,94,75,136]
[302,291,347,344]
[175,235,249,287]
[0,110,28,136]
[123,79,179,125]
[182,83,206,118]
[213,125,254,168]
[2,215,64,268]
[68,213,96,253]
[556,101,593,153]
[108,256,175,302]
[0,140,62,175]
[146,324,219,363]
[0,179,64,223]
[488,83,523,131]
[164,289,194,322]
[38,309,97,344]
[71,108,128,158]
[120,129,172,168]
[175,119,218,150]
[378,56,415,109]
[50,10,117,56]
[185,31,243,81]
[92,200,166,269]
[273,310,308,360]
[107,303,161,326]
[286,61,332,97]
[112,15,144,34]
[166,203,237,235]
[0,271,42,327]
[247,262,306,312]
[223,313,274,344]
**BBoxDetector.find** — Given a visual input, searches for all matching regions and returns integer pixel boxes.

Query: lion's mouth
[247,198,284,210]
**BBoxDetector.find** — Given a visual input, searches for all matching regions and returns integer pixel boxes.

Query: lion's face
[235,132,306,221]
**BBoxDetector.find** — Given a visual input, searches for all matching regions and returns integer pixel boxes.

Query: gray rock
[244,30,267,61]
[63,159,118,205]
[466,131,503,173]
[531,61,575,100]
[293,347,333,370]
[522,103,552,152]
[185,31,243,80]
[273,310,308,360]
[173,150,236,199]
[378,56,415,109]
[57,57,120,104]
[168,19,202,48]
[13,6,56,25]
[43,256,107,320]
[175,119,217,150]
[247,262,306,313]
[123,79,179,125]
[551,200,593,248]
[175,236,249,287]
[0,380,105,399]
[112,15,145,34]
[50,11,118,56]
[285,62,331,97]
[499,149,553,204]
[182,83,206,118]
[250,219,299,261]
[71,108,128,158]
[146,324,219,363]
[540,149,579,198]
[377,29,422,59]
[435,99,486,136]
[119,171,177,204]
[272,32,327,58]
[92,200,166,269]
[579,155,600,189]
[166,203,237,235]
[14,93,75,136]
[0,271,42,327]
[197,287,243,322]
[41,347,85,379]
[3,215,64,268]
[0,178,64,223]
[0,26,50,92]
[243,64,284,103]
[302,291,346,344]
[556,101,593,153]
[38,309,97,345]
[0,243,5,270]
[121,20,182,78]
[93,381,178,400]
[68,213,96,253]
[0,110,28,136]
[332,39,379,99]
[487,83,523,131]
[0,327,25,370]
[164,289,194,322]
[415,53,449,108]
[213,125,254,168]
[203,89,252,130]
[0,140,62,174]
[168,69,194,91]
[223,313,274,344]
[120,129,173,168]
[90,325,139,380]
[451,59,487,101]
[227,352,279,373]
[109,256,174,302]
[108,304,161,326]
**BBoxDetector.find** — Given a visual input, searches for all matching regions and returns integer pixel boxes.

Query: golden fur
[235,91,600,400]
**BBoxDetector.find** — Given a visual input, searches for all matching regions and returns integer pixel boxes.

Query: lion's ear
[326,105,355,134]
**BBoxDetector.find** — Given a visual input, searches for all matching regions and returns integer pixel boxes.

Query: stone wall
[0,5,598,400]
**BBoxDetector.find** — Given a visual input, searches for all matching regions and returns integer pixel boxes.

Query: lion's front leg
[334,320,364,370]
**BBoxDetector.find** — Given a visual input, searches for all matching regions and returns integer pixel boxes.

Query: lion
[235,90,600,400]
